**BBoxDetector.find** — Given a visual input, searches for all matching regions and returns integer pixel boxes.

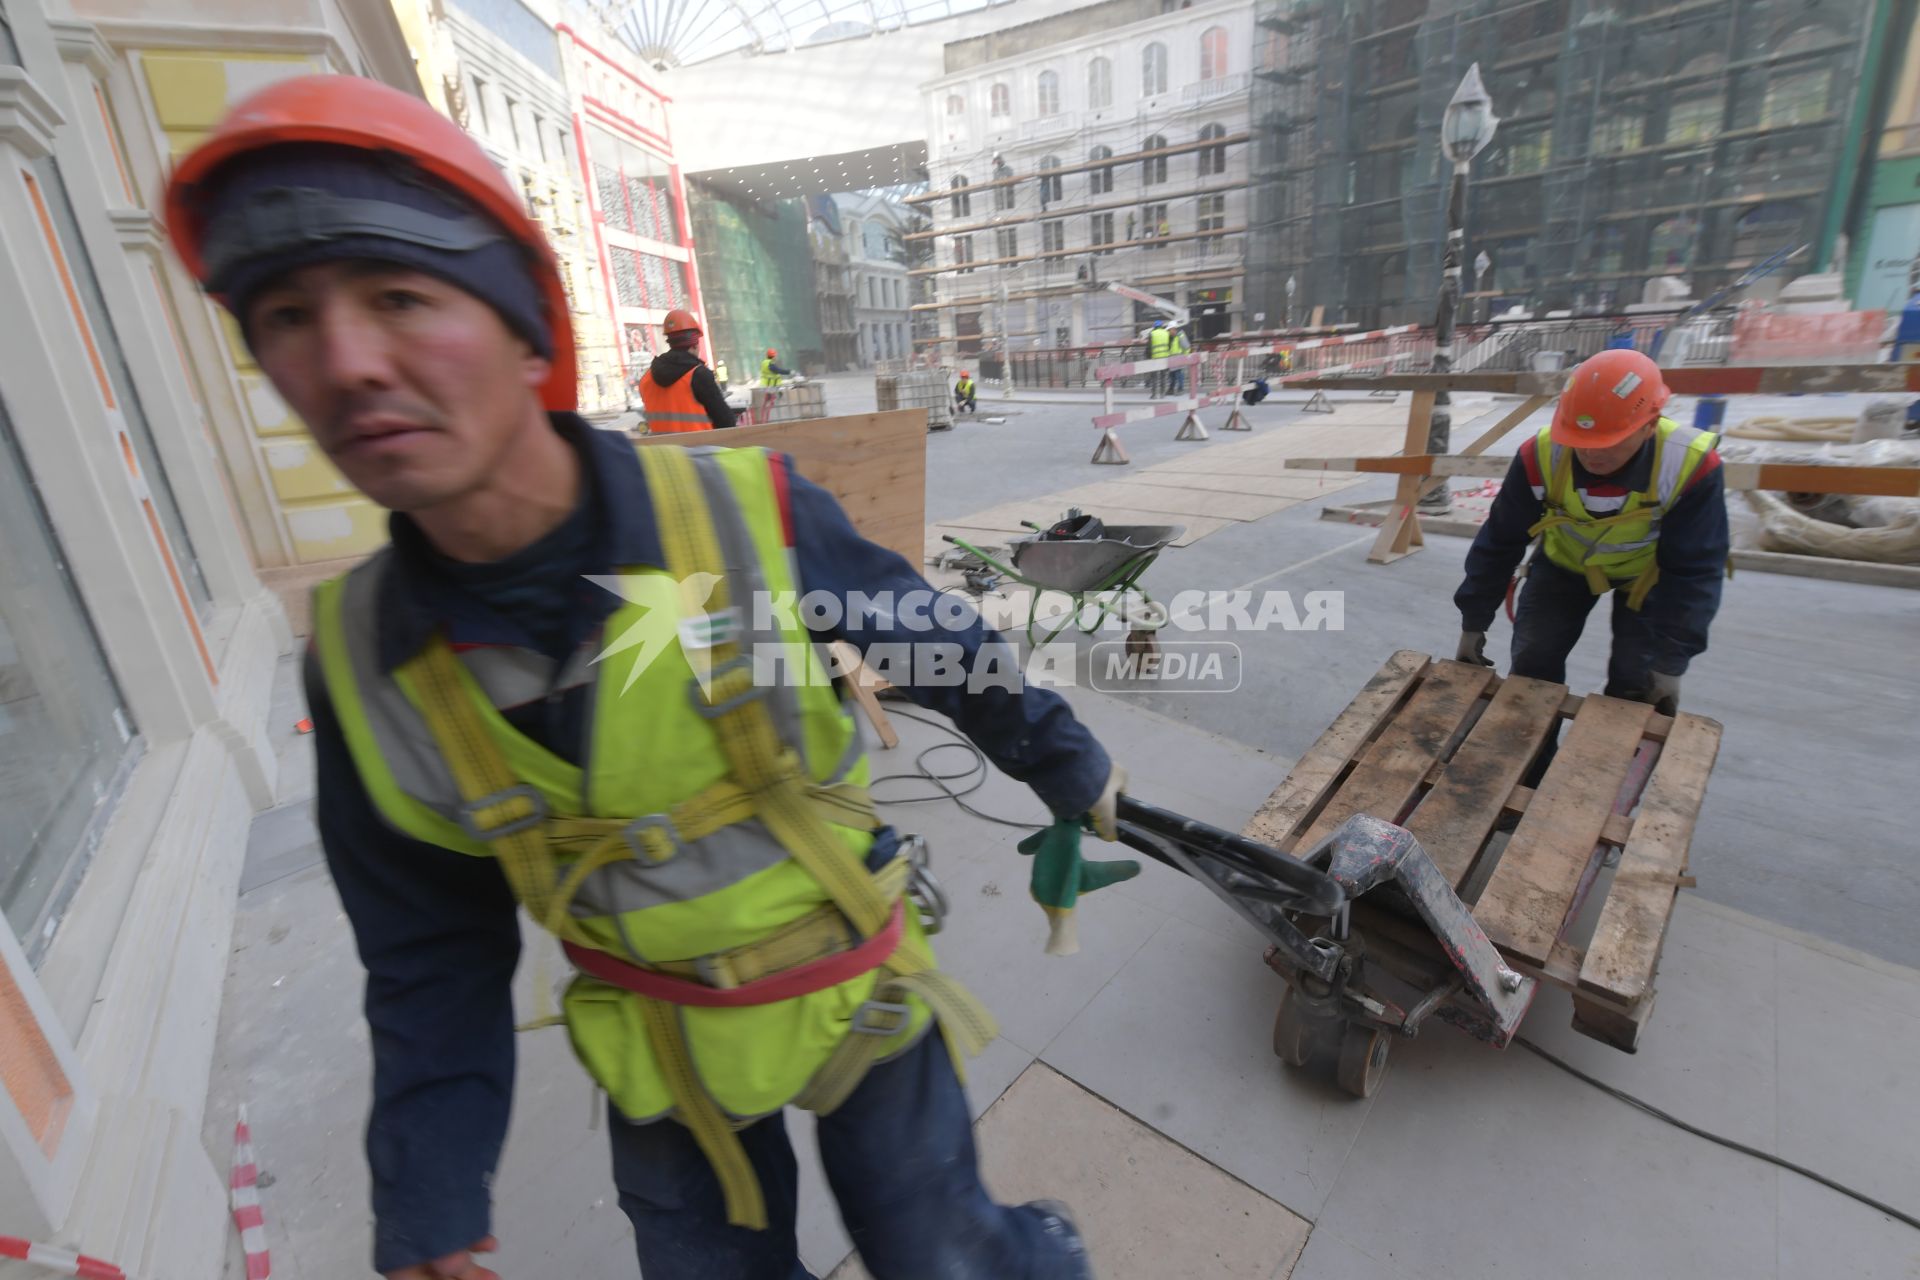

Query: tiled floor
[211,673,1920,1279]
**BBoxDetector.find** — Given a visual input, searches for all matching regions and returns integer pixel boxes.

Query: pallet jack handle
[1113,795,1347,917]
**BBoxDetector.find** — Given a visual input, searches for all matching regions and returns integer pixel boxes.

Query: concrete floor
[205,389,1920,1277]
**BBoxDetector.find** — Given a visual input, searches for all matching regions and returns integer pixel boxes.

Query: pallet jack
[1114,796,1537,1097]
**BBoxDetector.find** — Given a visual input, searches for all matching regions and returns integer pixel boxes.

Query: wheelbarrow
[1112,795,1536,1099]
[941,518,1182,652]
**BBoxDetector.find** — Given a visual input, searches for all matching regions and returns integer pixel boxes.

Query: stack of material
[750,381,827,424]
[1721,403,1920,564]
[876,370,954,432]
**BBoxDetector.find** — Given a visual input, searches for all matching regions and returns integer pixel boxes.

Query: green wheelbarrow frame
[942,521,1183,649]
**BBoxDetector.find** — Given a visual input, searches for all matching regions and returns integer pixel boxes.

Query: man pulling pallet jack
[1453,350,1731,721]
[166,75,1128,1280]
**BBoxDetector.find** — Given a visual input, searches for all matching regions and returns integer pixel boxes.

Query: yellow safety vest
[311,444,991,1229]
[714,360,730,384]
[1529,418,1718,610]
[1148,328,1172,358]
[956,377,974,397]
[760,358,784,388]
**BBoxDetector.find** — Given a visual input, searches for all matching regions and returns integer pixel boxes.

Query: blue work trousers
[1510,558,1663,784]
[611,1032,1092,1280]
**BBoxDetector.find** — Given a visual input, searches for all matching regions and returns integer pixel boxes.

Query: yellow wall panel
[141,55,235,131]
[285,497,387,563]
[237,373,303,438]
[262,439,357,502]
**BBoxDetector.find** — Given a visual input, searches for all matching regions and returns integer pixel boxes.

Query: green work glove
[1018,819,1140,957]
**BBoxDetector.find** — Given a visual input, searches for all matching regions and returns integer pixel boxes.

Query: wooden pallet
[1242,650,1722,1052]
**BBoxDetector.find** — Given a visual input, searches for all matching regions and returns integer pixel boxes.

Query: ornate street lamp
[1421,63,1499,513]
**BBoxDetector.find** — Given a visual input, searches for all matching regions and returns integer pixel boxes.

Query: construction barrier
[875,370,954,431]
[0,1236,136,1280]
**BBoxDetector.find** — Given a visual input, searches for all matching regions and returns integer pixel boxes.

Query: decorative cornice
[49,20,117,80]
[110,208,167,256]
[0,67,68,163]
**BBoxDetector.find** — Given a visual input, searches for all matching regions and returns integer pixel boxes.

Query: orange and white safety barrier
[0,1236,135,1279]
[230,1106,271,1280]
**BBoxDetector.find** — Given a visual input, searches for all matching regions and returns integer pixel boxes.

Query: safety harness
[398,445,994,1229]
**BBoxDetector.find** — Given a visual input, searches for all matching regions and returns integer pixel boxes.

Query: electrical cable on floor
[1513,1036,1920,1234]
[864,702,1050,832]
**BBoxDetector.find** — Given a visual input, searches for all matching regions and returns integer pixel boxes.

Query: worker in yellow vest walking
[1454,349,1729,726]
[636,309,733,432]
[167,76,1123,1280]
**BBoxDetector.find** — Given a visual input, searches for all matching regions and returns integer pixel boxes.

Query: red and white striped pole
[0,1236,133,1280]
[230,1106,271,1280]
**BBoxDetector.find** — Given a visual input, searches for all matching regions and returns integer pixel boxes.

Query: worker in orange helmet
[165,72,1118,1280]
[1454,348,1728,729]
[759,347,792,387]
[953,369,977,415]
[637,309,733,432]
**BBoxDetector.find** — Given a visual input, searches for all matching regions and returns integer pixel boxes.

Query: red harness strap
[562,902,905,1009]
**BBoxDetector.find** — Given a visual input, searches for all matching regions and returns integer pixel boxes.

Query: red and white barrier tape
[230,1106,271,1280]
[1091,391,1240,429]
[1092,351,1204,382]
[1220,324,1421,360]
[0,1236,133,1280]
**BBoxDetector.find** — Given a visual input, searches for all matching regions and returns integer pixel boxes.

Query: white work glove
[1456,630,1494,668]
[1086,763,1125,842]
[1648,671,1681,717]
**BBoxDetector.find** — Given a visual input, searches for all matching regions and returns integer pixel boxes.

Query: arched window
[1197,123,1228,177]
[1036,70,1061,116]
[990,83,1010,117]
[1141,134,1168,184]
[950,174,971,218]
[945,93,965,116]
[1089,144,1114,195]
[1142,42,1168,97]
[1088,57,1113,110]
[1762,29,1835,128]
[1039,155,1064,203]
[1199,26,1229,80]
[1666,93,1721,144]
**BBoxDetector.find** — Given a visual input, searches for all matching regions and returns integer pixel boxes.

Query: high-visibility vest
[637,368,713,433]
[714,360,730,384]
[759,358,784,387]
[1528,418,1718,609]
[955,376,974,397]
[311,445,991,1230]
[1148,328,1172,358]
[1172,332,1190,355]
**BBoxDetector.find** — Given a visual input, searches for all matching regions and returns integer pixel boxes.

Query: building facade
[836,190,918,366]
[1250,0,1893,329]
[1845,0,1920,311]
[558,19,706,391]
[0,0,415,1274]
[809,194,858,369]
[914,0,1255,361]
[430,0,625,412]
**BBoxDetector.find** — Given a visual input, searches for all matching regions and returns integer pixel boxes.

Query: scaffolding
[686,183,824,376]
[1248,0,1887,328]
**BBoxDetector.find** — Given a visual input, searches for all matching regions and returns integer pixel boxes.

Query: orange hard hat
[959,370,969,378]
[766,348,777,358]
[1551,350,1670,448]
[163,75,577,412]
[662,308,700,336]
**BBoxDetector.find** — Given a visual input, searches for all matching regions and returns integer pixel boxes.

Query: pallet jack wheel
[1335,1022,1391,1099]
[1272,987,1315,1068]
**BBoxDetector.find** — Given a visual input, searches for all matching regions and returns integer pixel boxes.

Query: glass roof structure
[591,0,1020,68]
